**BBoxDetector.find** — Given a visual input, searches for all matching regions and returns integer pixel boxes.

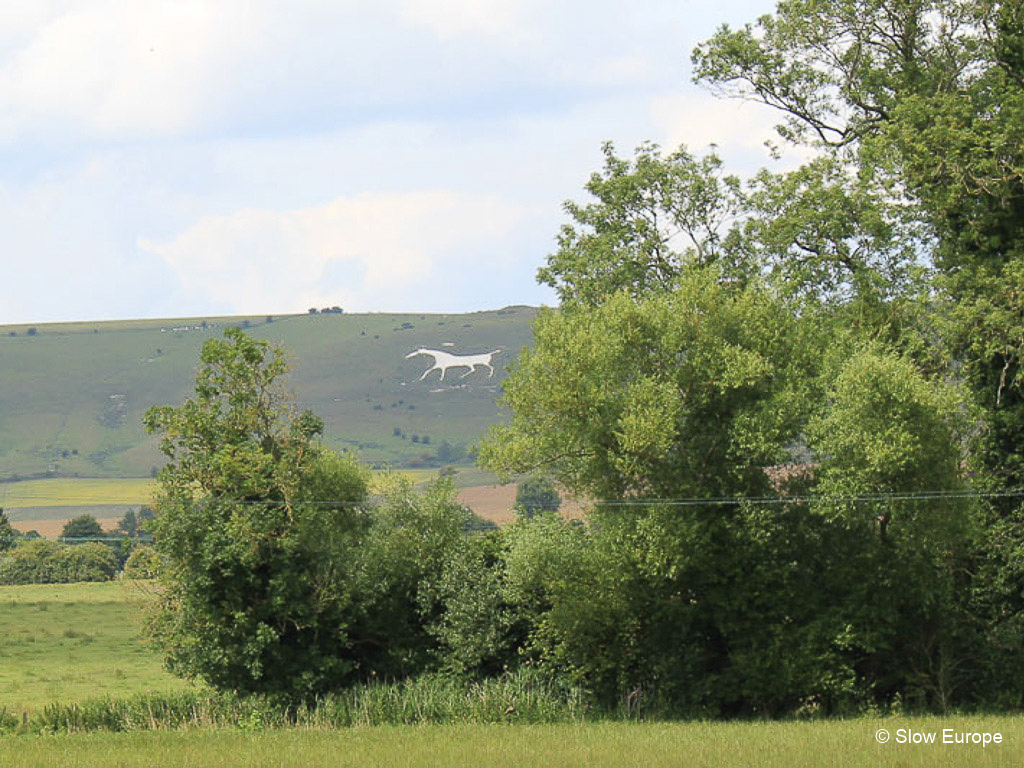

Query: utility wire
[8,488,1021,509]
[590,489,1024,508]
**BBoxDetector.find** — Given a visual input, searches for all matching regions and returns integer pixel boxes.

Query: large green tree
[479,274,887,714]
[481,269,815,500]
[694,0,1024,480]
[144,328,371,701]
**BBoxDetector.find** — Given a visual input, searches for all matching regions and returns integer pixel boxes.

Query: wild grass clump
[323,671,590,727]
[17,671,592,735]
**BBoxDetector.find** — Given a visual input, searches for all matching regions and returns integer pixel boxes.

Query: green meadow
[0,582,197,714]
[0,719,1021,767]
[0,478,155,509]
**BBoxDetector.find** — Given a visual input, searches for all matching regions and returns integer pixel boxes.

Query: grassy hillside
[0,308,536,481]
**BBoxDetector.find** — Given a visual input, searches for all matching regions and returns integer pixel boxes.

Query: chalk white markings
[406,348,501,381]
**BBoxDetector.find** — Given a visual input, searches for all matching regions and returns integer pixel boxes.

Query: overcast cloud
[0,0,785,324]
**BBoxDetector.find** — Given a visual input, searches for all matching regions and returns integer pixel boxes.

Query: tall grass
[9,671,592,735]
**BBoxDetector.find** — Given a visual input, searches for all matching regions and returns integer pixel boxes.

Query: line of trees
[137,0,1024,716]
[473,0,1024,714]
[0,508,157,584]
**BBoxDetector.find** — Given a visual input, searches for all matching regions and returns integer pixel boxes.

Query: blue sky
[0,0,787,324]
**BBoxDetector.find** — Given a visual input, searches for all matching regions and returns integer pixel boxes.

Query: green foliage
[0,509,14,552]
[350,474,471,680]
[537,142,743,307]
[693,0,1024,481]
[61,514,105,539]
[143,329,477,703]
[691,0,988,149]
[514,477,561,518]
[808,349,969,530]
[481,270,815,501]
[0,540,117,584]
[144,328,372,702]
[741,155,928,314]
[123,545,161,579]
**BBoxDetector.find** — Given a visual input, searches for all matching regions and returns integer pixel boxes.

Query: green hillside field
[0,308,536,482]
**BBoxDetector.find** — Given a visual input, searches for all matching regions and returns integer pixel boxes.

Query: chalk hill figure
[406,348,501,381]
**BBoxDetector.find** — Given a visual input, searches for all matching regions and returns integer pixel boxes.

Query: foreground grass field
[0,582,197,713]
[0,719,1020,767]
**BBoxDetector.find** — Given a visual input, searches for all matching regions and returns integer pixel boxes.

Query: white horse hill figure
[406,348,501,381]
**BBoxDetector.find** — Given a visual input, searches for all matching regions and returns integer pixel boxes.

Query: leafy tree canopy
[481,269,818,501]
[144,328,371,702]
[60,514,104,540]
[514,477,562,518]
[0,510,14,552]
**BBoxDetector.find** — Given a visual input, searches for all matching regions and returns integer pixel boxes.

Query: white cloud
[139,191,526,314]
[0,1,269,142]
[396,0,534,41]
[0,0,790,324]
[649,90,818,170]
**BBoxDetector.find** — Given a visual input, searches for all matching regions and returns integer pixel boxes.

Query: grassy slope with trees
[0,307,535,480]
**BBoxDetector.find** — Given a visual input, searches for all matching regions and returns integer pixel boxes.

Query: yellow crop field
[0,478,156,508]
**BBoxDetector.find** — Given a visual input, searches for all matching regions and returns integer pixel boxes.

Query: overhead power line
[5,488,1023,511]
[590,489,1024,508]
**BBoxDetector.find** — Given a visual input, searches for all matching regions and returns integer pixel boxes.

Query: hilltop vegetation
[0,307,535,481]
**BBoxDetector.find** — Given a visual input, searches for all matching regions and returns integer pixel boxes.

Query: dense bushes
[0,540,117,585]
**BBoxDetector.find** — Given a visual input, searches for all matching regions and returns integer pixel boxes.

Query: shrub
[515,478,561,518]
[0,540,116,584]
[61,515,104,539]
[123,546,161,579]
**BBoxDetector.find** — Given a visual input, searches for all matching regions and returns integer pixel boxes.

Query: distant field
[0,478,155,508]
[457,484,589,527]
[0,719,1021,767]
[0,307,536,479]
[0,471,589,536]
[0,474,547,535]
[0,582,197,714]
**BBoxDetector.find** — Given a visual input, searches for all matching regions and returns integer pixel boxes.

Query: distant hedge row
[0,540,117,584]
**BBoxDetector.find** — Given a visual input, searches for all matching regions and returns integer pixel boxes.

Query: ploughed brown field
[5,486,588,539]
[457,484,588,526]
[10,518,121,539]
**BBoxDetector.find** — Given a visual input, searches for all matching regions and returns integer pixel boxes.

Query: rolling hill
[0,307,537,482]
